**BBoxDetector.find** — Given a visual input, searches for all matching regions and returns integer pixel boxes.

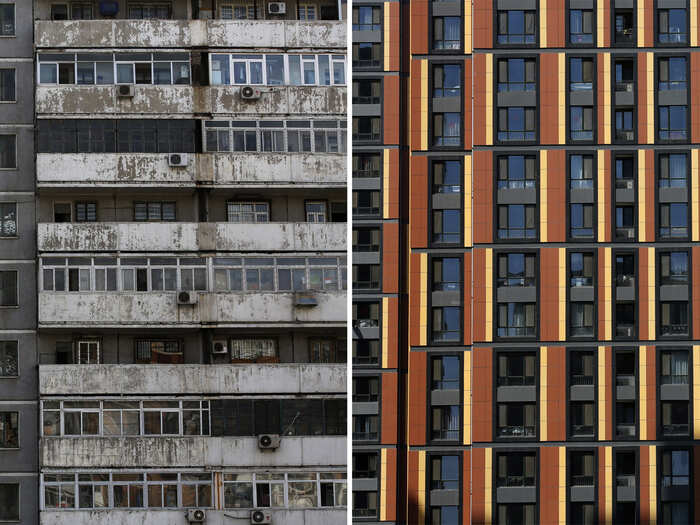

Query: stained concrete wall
[40,435,347,468]
[36,153,347,187]
[36,85,347,116]
[38,291,347,326]
[37,222,347,252]
[40,509,346,525]
[35,20,346,49]
[39,363,346,395]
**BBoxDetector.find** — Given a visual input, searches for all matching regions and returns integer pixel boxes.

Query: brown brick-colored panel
[386,3,401,71]
[548,0,566,47]
[409,252,423,346]
[598,449,607,523]
[473,0,493,49]
[694,247,700,339]
[408,351,427,445]
[382,222,400,294]
[473,54,487,146]
[410,155,429,248]
[472,347,493,442]
[692,54,700,143]
[638,248,649,341]
[540,248,560,342]
[472,150,493,243]
[644,150,655,241]
[464,57,473,150]
[547,149,567,241]
[597,247,607,337]
[695,446,700,525]
[409,59,424,150]
[547,347,567,441]
[387,148,400,219]
[472,249,487,343]
[410,0,429,54]
[540,55,560,145]
[645,346,656,440]
[639,446,650,523]
[463,251,473,346]
[381,371,399,444]
[462,450,472,524]
[597,53,607,143]
[471,448,486,524]
[383,75,400,146]
[643,0,654,47]
[540,447,559,524]
[384,448,398,521]
[601,0,611,47]
[637,53,648,144]
[406,449,421,523]
[385,297,399,368]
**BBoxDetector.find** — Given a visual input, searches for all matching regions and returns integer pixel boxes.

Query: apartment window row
[209,53,345,86]
[42,397,345,438]
[204,119,346,153]
[42,471,346,510]
[38,52,191,86]
[40,256,347,293]
[50,3,172,20]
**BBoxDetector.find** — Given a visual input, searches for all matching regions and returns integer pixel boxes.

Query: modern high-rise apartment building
[0,2,348,524]
[352,1,700,524]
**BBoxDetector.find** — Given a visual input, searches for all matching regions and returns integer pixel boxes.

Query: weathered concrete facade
[34,0,347,522]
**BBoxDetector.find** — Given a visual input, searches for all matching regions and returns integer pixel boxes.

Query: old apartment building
[353,0,700,524]
[0,1,348,524]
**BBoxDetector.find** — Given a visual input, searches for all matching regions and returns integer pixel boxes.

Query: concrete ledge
[40,436,347,468]
[39,364,346,395]
[35,20,346,49]
[40,509,347,525]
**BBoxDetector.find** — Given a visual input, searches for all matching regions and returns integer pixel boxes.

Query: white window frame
[76,340,100,364]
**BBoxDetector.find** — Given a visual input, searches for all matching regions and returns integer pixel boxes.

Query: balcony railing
[496,475,536,488]
[497,376,536,387]
[498,425,536,438]
[662,423,689,436]
[571,475,594,486]
[571,374,594,386]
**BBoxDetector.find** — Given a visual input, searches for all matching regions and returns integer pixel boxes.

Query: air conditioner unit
[211,340,228,354]
[251,510,272,524]
[268,2,286,14]
[169,153,189,167]
[626,229,635,239]
[116,84,135,97]
[186,508,206,523]
[177,291,198,305]
[240,86,262,100]
[258,434,281,450]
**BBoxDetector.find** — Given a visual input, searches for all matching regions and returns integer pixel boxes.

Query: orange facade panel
[545,0,565,48]
[381,371,399,444]
[600,0,611,47]
[387,148,400,219]
[410,0,429,54]
[461,450,472,524]
[406,449,422,524]
[638,53,649,144]
[692,54,700,143]
[464,57,473,150]
[409,252,423,347]
[385,296,399,368]
[409,59,424,151]
[385,2,401,71]
[694,247,700,340]
[546,347,566,441]
[642,149,655,242]
[471,447,487,525]
[410,155,429,248]
[540,248,560,342]
[539,54,560,145]
[384,448,398,522]
[472,249,487,343]
[382,222,400,294]
[472,54,488,146]
[597,52,607,144]
[546,149,566,242]
[639,446,651,523]
[472,0,492,49]
[383,75,401,146]
[408,351,427,445]
[463,251,473,346]
[473,150,493,244]
[539,447,560,524]
[472,347,493,442]
[641,0,654,47]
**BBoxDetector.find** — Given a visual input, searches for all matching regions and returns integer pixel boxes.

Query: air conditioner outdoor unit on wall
[177,291,198,305]
[169,153,189,167]
[258,434,281,449]
[240,86,262,100]
[251,510,272,524]
[117,84,135,97]
[268,2,286,14]
[186,508,206,523]
[211,340,228,354]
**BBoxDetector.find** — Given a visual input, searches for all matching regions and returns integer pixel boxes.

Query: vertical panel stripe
[648,247,655,340]
[485,248,493,342]
[485,54,493,145]
[646,52,654,143]
[637,0,645,47]
[419,253,428,346]
[558,53,566,144]
[638,150,646,242]
[558,447,566,525]
[383,149,390,218]
[558,248,566,341]
[383,4,391,71]
[597,0,605,47]
[693,150,699,241]
[464,0,472,54]
[382,297,389,368]
[603,54,611,144]
[540,150,548,243]
[598,150,606,242]
[693,0,699,46]
[599,346,607,440]
[694,346,700,438]
[420,60,428,151]
[605,248,612,340]
[605,446,612,524]
[417,450,426,524]
[540,0,548,47]
[540,346,548,441]
[640,346,647,440]
[380,448,387,520]
[649,446,657,524]
[464,155,472,247]
[484,448,492,525]
[463,354,471,444]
